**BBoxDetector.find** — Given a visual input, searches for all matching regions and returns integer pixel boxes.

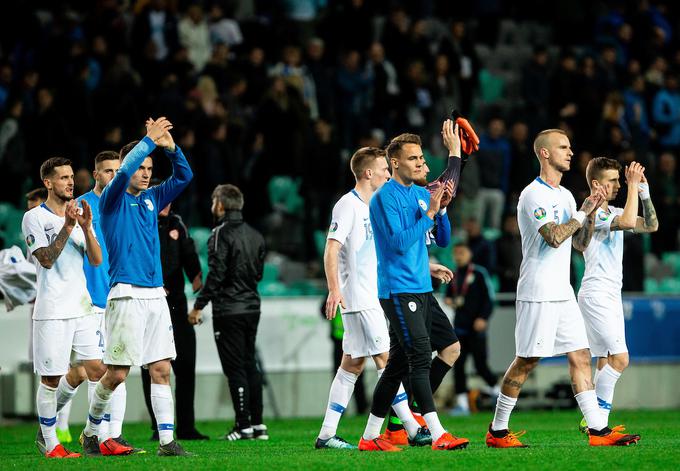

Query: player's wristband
[438,207,447,216]
[573,211,586,226]
[638,182,650,200]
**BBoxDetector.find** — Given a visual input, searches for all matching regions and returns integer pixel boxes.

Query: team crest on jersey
[26,234,35,247]
[144,199,154,211]
[408,301,417,312]
[533,207,546,220]
[329,221,338,233]
[418,199,428,211]
[598,212,609,221]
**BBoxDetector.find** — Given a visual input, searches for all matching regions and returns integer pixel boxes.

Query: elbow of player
[618,218,636,230]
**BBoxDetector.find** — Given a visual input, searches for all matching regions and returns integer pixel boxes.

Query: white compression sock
[595,364,621,421]
[575,390,607,431]
[491,392,517,431]
[318,368,357,440]
[37,383,59,452]
[55,376,78,425]
[108,382,127,439]
[84,382,114,438]
[151,384,175,445]
[423,412,446,442]
[362,413,385,440]
[390,383,420,438]
[456,393,469,411]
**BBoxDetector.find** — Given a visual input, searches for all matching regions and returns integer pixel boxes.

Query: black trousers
[213,313,264,429]
[142,297,197,433]
[453,331,497,394]
[371,293,436,417]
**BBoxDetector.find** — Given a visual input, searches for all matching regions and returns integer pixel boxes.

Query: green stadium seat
[259,280,289,296]
[268,176,304,215]
[262,263,279,282]
[482,228,501,241]
[189,227,212,256]
[479,68,505,102]
[659,277,680,294]
[644,278,659,294]
[314,229,326,259]
[661,251,680,275]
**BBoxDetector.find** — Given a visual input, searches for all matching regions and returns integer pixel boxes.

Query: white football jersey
[579,206,624,296]
[327,190,381,312]
[22,204,95,320]
[517,177,578,302]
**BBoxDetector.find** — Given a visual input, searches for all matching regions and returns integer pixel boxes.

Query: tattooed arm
[633,197,659,233]
[539,219,583,248]
[572,214,596,252]
[32,224,74,269]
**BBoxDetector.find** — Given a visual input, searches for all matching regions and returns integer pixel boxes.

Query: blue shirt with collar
[100,136,193,288]
[370,178,448,298]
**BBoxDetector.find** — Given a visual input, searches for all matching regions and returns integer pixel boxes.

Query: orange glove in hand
[455,116,480,155]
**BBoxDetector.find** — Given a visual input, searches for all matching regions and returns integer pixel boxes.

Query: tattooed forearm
[503,378,524,390]
[572,216,595,252]
[538,220,582,248]
[638,198,659,233]
[32,225,73,269]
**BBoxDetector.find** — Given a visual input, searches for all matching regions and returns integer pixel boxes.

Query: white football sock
[151,383,175,445]
[575,389,607,431]
[37,383,59,452]
[491,392,517,431]
[595,364,621,421]
[84,382,114,438]
[318,368,357,440]
[423,412,446,442]
[55,376,77,431]
[456,392,469,410]
[390,383,420,438]
[108,382,127,438]
[362,413,385,440]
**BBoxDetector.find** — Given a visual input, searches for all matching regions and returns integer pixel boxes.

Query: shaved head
[533,129,567,159]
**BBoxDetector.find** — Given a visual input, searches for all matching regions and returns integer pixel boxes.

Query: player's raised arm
[633,172,659,233]
[147,119,194,210]
[541,185,605,249]
[370,191,436,255]
[433,181,453,248]
[609,162,643,231]
[71,199,103,266]
[99,118,170,213]
[571,184,607,252]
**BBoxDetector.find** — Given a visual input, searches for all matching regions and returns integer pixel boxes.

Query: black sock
[430,356,452,394]
[386,411,404,431]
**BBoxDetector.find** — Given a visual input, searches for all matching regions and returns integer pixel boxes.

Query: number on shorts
[96,330,104,348]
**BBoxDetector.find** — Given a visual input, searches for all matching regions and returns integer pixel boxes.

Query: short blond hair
[533,129,567,158]
[350,147,387,178]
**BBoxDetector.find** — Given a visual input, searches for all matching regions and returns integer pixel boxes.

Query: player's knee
[82,361,107,382]
[610,353,629,372]
[104,365,129,388]
[408,342,432,372]
[439,342,460,366]
[41,376,60,388]
[567,349,591,371]
[515,356,540,373]
[341,355,366,375]
[148,360,172,384]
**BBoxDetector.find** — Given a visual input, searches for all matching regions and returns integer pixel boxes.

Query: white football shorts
[578,293,628,358]
[33,313,103,376]
[342,308,390,359]
[515,298,590,358]
[103,296,176,367]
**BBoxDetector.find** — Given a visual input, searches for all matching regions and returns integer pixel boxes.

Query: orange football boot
[432,432,469,450]
[379,429,408,446]
[485,424,528,448]
[45,444,81,458]
[589,425,640,446]
[358,437,402,452]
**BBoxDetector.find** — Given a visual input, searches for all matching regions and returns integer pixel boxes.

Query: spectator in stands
[438,20,478,116]
[652,74,680,150]
[131,0,179,65]
[463,218,496,275]
[651,152,679,254]
[521,46,551,128]
[496,215,522,294]
[476,117,511,230]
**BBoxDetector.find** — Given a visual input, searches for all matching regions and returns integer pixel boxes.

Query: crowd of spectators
[0,0,678,289]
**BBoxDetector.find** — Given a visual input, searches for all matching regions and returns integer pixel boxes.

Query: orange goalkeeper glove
[456,116,479,155]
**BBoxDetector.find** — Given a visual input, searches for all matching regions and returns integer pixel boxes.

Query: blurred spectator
[623,75,654,150]
[365,42,400,136]
[651,152,679,254]
[496,215,522,294]
[652,74,680,150]
[131,0,179,64]
[73,168,93,198]
[208,3,243,47]
[476,117,511,230]
[270,45,318,119]
[438,20,478,116]
[335,50,372,151]
[521,46,551,128]
[508,121,537,200]
[463,218,496,275]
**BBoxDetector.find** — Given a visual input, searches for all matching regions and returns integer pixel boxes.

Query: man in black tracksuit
[141,202,207,440]
[445,242,498,414]
[189,184,268,441]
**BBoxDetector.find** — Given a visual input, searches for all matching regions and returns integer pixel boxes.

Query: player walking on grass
[81,117,194,457]
[22,157,104,459]
[358,123,469,452]
[316,147,429,449]
[486,129,640,448]
[577,158,658,432]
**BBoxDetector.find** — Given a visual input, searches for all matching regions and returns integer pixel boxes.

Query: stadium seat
[662,252,680,275]
[262,263,279,282]
[189,227,212,255]
[644,278,659,294]
[268,176,304,215]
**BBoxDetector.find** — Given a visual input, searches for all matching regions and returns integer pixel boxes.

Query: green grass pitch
[2,410,679,470]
